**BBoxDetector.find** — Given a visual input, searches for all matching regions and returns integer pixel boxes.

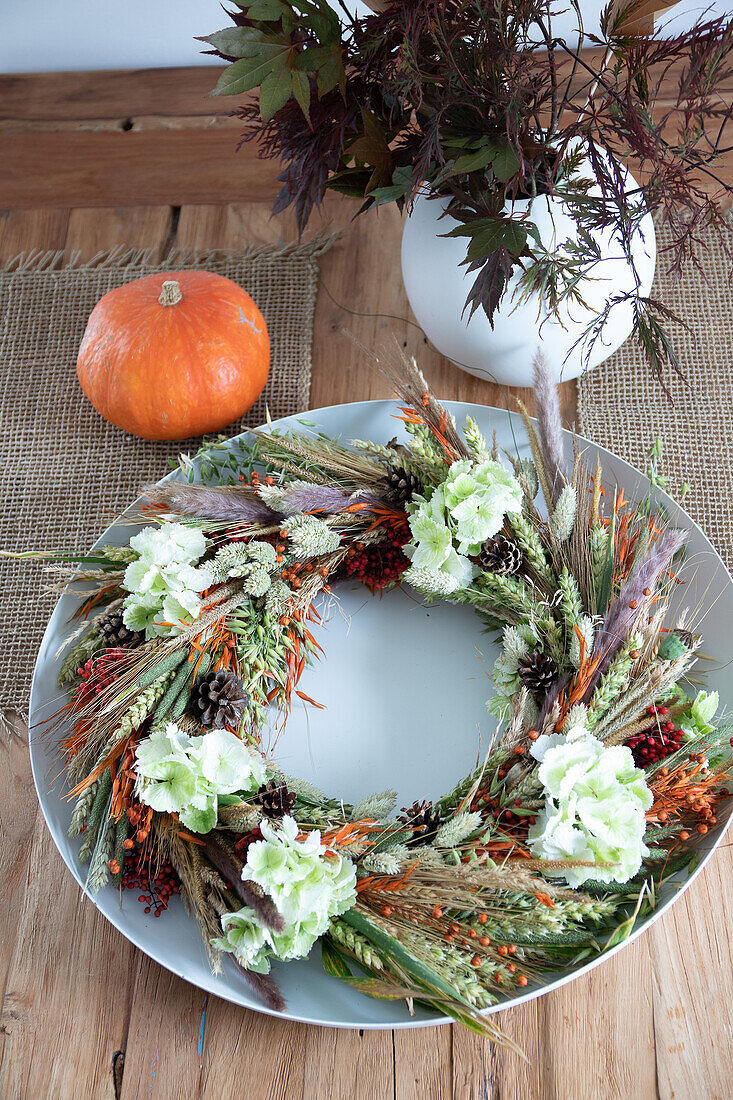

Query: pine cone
[517,650,559,693]
[397,799,442,846]
[191,670,250,729]
[479,534,523,576]
[98,608,144,649]
[381,466,422,505]
[253,780,296,819]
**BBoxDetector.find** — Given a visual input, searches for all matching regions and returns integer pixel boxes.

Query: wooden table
[1,68,731,1100]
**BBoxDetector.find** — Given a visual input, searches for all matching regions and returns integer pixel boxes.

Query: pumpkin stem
[159,280,183,307]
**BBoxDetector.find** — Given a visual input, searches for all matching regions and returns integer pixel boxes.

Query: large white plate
[29,400,733,1029]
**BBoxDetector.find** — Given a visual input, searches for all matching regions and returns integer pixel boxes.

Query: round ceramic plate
[29,400,733,1029]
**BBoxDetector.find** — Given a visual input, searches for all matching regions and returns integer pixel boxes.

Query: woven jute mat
[0,236,335,719]
[579,218,733,574]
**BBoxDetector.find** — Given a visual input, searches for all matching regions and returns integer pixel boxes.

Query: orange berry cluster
[277,527,332,592]
[652,753,728,838]
[377,901,528,985]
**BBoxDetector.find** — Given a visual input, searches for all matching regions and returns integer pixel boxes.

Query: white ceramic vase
[401,167,656,386]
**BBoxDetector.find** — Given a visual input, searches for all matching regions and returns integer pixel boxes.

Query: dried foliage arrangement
[203,0,733,385]
[22,351,732,1047]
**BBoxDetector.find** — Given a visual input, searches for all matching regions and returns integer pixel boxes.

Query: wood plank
[0,67,226,123]
[535,939,657,1100]
[65,204,175,261]
[394,1026,452,1100]
[0,131,279,210]
[2,54,731,212]
[2,56,730,125]
[0,205,178,1100]
[0,815,135,1099]
[115,960,206,1100]
[0,206,74,1088]
[649,854,733,1100]
[0,208,70,256]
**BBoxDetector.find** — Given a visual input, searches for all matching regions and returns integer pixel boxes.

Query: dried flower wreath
[25,352,732,1047]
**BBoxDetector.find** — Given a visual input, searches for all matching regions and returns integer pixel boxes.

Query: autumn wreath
[28,354,731,1046]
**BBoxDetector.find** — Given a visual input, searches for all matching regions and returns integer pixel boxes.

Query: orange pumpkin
[76,270,270,440]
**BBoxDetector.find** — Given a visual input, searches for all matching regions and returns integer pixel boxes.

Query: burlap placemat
[579,219,733,574]
[0,236,335,719]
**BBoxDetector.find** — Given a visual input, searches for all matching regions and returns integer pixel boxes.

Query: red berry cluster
[121,848,180,917]
[75,648,126,704]
[233,827,262,860]
[627,705,683,766]
[471,792,536,842]
[340,530,411,591]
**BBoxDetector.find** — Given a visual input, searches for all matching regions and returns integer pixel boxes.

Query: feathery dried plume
[591,528,685,679]
[532,350,566,502]
[275,484,352,514]
[278,485,382,516]
[550,485,577,543]
[350,789,398,822]
[233,959,286,1012]
[146,483,277,524]
[204,833,285,933]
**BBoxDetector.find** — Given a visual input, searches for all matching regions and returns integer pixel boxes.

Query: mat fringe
[0,228,341,276]
[0,708,28,738]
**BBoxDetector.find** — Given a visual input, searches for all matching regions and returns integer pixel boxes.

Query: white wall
[0,0,729,74]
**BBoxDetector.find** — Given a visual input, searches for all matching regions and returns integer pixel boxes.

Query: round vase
[400,170,656,387]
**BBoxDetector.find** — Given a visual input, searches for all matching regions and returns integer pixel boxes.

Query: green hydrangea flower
[122,523,213,638]
[527,724,653,888]
[442,459,523,555]
[135,722,266,833]
[404,459,522,595]
[213,815,357,972]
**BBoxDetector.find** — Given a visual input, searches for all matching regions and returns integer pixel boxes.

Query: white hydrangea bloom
[286,514,340,559]
[528,725,653,888]
[135,722,266,834]
[129,523,208,568]
[679,689,719,741]
[122,522,212,638]
[441,459,523,555]
[213,814,357,972]
[404,459,521,590]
